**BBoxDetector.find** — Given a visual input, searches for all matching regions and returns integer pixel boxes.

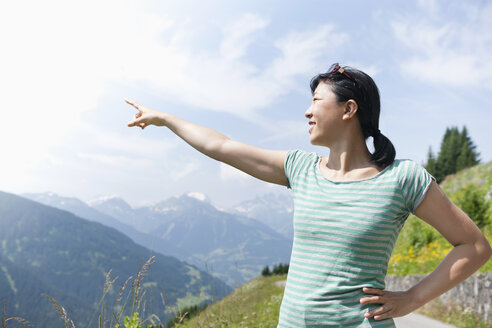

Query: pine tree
[427,125,480,183]
[424,146,437,178]
[456,126,480,171]
[435,127,460,182]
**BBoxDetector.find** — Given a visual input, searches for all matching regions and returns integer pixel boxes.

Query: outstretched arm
[125,100,288,186]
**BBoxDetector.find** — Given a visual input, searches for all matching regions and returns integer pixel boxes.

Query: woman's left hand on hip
[359,287,420,320]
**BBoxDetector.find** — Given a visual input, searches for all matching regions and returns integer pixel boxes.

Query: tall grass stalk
[42,295,76,328]
[43,256,162,328]
[1,301,32,328]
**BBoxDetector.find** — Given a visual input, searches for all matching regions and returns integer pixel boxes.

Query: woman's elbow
[475,234,492,261]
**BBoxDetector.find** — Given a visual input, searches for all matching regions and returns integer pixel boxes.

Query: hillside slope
[174,274,286,328]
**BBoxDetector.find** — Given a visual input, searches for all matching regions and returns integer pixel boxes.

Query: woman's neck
[322,135,380,177]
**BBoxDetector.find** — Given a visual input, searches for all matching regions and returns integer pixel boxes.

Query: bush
[404,216,439,251]
[451,184,491,229]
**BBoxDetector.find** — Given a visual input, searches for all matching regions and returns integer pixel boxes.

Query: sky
[0,0,491,208]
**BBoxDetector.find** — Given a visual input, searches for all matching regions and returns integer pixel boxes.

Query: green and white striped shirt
[277,149,435,328]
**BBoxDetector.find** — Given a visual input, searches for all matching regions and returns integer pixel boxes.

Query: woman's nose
[305,106,313,119]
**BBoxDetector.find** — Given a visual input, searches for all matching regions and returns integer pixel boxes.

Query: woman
[126,63,491,327]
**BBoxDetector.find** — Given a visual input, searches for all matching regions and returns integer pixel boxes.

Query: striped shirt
[277,149,435,328]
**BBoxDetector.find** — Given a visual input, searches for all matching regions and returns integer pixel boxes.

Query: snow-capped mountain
[230,192,294,240]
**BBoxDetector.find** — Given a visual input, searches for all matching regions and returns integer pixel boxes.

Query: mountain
[0,252,94,328]
[88,195,138,228]
[92,193,293,287]
[230,193,294,240]
[0,191,231,327]
[23,192,187,258]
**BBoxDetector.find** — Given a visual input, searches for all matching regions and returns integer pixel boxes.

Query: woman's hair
[310,64,396,168]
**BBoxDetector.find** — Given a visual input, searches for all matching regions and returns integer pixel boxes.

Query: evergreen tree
[436,127,461,181]
[261,265,271,276]
[273,263,281,275]
[429,126,481,183]
[456,126,480,171]
[424,146,437,178]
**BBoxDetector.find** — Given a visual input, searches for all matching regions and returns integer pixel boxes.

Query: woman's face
[305,81,346,146]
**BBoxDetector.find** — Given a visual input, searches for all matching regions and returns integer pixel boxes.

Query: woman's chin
[309,134,320,144]
[309,136,329,147]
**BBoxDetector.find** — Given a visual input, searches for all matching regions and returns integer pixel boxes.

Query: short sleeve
[284,149,313,189]
[399,160,436,214]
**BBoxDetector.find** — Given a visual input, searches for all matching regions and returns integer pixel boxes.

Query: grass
[415,298,492,328]
[172,274,286,328]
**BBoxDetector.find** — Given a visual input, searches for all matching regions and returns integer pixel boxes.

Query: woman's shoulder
[286,149,319,162]
[391,158,435,183]
[284,149,319,173]
[391,158,426,170]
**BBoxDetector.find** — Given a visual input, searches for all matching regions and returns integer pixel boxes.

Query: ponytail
[370,132,396,168]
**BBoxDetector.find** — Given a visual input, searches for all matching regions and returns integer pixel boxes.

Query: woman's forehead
[314,81,334,96]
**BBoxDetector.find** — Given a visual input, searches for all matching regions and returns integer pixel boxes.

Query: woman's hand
[359,287,421,320]
[125,99,166,129]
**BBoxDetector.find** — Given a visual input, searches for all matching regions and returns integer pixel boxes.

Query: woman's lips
[309,121,315,133]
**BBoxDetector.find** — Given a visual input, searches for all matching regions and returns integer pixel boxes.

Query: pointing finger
[125,99,142,112]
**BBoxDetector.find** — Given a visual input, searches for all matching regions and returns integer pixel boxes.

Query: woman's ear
[342,99,358,120]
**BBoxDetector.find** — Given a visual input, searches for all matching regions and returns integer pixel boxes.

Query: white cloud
[76,152,153,169]
[392,2,492,89]
[219,163,256,184]
[121,22,348,119]
[416,0,439,17]
[258,120,307,144]
[172,162,200,181]
[79,126,177,158]
[268,25,348,80]
[345,63,381,79]
[220,13,269,60]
